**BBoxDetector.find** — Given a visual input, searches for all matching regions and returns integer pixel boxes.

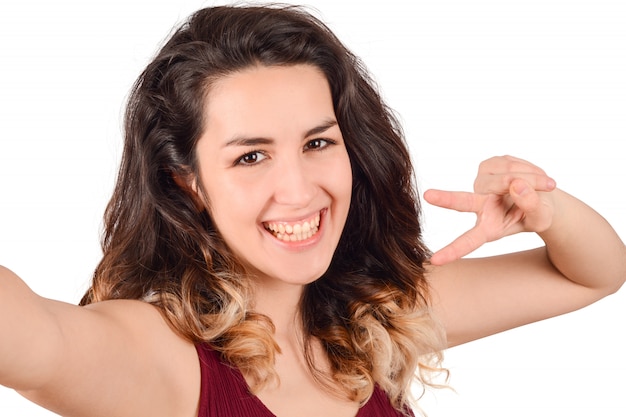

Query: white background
[1,0,624,416]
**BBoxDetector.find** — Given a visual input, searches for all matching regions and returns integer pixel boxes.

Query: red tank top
[195,344,414,417]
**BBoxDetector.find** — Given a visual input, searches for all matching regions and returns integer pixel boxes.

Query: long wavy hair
[80,4,446,413]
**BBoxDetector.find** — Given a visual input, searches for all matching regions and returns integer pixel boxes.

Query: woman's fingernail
[513,181,529,196]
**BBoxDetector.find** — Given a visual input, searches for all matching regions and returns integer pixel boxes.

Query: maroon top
[195,344,414,417]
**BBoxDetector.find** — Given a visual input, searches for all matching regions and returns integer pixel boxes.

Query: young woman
[1,3,624,417]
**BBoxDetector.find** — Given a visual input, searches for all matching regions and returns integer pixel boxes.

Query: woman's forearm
[539,189,626,293]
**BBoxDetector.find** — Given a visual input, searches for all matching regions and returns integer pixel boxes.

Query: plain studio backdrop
[1,1,624,416]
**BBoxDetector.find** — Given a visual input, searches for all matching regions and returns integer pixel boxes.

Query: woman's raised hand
[424,155,558,265]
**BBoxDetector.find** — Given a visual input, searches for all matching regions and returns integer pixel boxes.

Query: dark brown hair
[81,4,445,412]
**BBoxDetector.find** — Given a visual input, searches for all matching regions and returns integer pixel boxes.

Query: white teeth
[264,213,321,242]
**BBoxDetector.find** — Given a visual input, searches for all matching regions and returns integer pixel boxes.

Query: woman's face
[195,64,352,288]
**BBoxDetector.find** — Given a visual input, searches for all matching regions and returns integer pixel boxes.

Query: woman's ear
[172,170,206,212]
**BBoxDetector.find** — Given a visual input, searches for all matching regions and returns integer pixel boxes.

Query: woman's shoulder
[86,298,198,371]
[84,299,201,415]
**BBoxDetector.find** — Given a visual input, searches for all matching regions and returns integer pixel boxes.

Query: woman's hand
[424,155,557,265]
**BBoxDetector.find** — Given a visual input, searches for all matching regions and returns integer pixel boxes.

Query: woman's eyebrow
[223,136,273,148]
[223,119,339,148]
[304,119,338,138]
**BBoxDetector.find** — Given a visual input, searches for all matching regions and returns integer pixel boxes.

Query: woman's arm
[0,266,199,417]
[425,156,626,347]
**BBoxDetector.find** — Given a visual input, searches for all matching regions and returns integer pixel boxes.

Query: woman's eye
[304,138,334,151]
[236,151,266,166]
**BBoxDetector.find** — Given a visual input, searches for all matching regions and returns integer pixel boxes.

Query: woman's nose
[271,157,316,207]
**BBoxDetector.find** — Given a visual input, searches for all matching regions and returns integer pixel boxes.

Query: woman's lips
[263,210,322,242]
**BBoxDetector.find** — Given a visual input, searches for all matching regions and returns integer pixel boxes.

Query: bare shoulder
[87,299,201,415]
[23,298,200,417]
[84,298,185,343]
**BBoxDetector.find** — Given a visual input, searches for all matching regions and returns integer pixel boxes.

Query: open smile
[263,210,322,242]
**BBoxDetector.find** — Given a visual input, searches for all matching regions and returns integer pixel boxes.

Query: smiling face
[194,64,352,288]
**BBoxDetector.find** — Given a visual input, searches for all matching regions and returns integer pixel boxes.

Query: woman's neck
[251,278,306,341]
